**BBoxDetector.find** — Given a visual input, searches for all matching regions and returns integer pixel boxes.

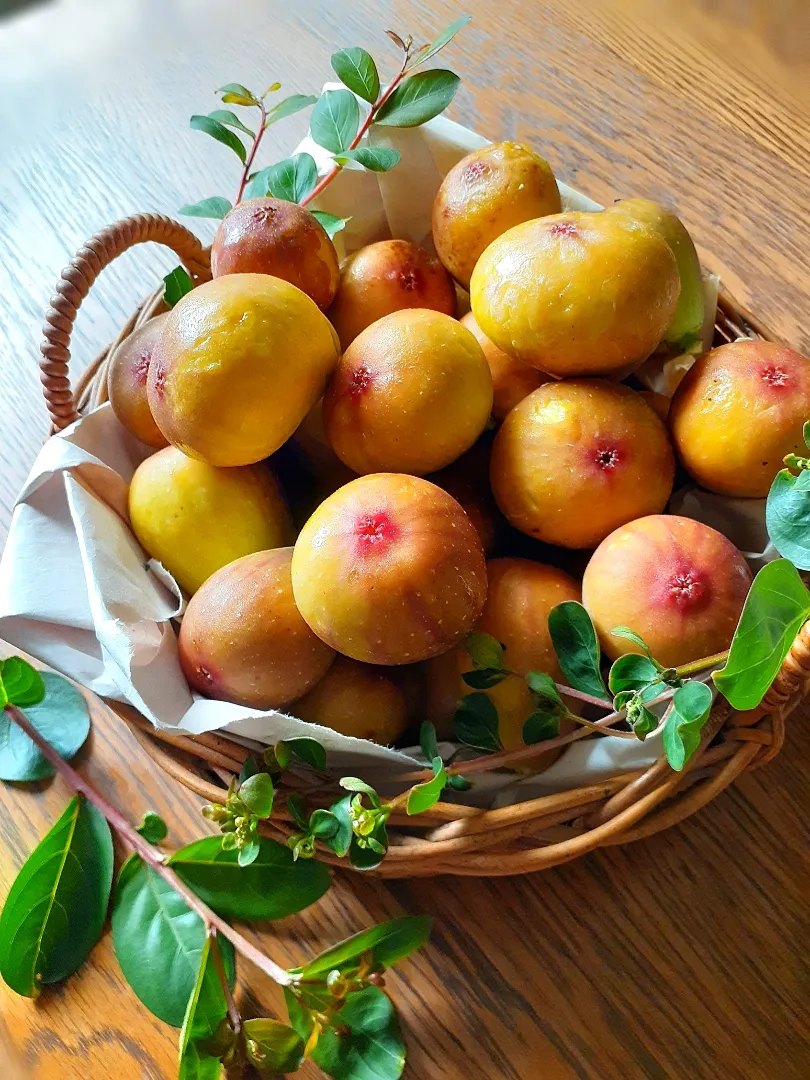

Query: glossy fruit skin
[291,473,487,665]
[427,558,580,761]
[460,312,548,421]
[582,515,753,667]
[128,447,293,595]
[490,380,675,549]
[107,314,170,448]
[432,142,562,289]
[147,274,339,466]
[669,340,810,497]
[211,198,339,310]
[470,211,680,377]
[291,656,408,744]
[328,239,456,350]
[323,309,493,476]
[178,548,335,709]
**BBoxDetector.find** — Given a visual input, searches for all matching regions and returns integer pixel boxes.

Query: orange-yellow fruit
[490,380,675,549]
[428,439,503,555]
[328,239,456,350]
[639,390,671,423]
[427,558,580,758]
[128,447,293,595]
[323,309,493,475]
[432,142,562,289]
[582,515,752,667]
[107,314,170,448]
[211,198,339,310]
[148,275,339,466]
[291,656,408,744]
[291,473,487,665]
[178,548,335,708]
[460,312,548,421]
[669,339,810,497]
[470,211,680,377]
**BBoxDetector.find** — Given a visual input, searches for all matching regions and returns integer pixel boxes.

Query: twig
[675,650,728,678]
[5,705,294,987]
[209,928,243,1035]
[235,98,269,205]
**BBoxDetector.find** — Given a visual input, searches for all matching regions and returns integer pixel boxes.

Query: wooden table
[1,1,809,1077]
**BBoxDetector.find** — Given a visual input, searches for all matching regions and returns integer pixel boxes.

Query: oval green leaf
[713,559,810,710]
[766,468,810,570]
[265,93,319,126]
[310,89,360,154]
[452,692,501,752]
[0,795,113,997]
[189,115,246,162]
[244,1017,305,1074]
[207,109,255,138]
[525,671,565,711]
[0,657,46,707]
[310,210,350,239]
[339,146,401,172]
[177,196,232,220]
[662,680,713,771]
[263,153,318,203]
[169,835,330,921]
[299,915,431,979]
[0,672,90,782]
[522,710,560,745]
[464,631,505,671]
[609,626,657,662]
[461,668,506,690]
[375,69,460,128]
[136,811,168,844]
[178,934,230,1080]
[111,856,235,1027]
[406,758,447,815]
[285,737,327,770]
[163,266,194,308]
[547,601,610,701]
[324,795,353,857]
[239,772,274,818]
[608,654,660,696]
[410,15,471,69]
[309,986,406,1080]
[216,82,256,106]
[331,47,380,104]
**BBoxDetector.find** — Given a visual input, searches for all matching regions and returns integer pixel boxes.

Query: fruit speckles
[354,511,399,554]
[347,364,373,399]
[151,360,167,399]
[550,221,579,238]
[761,364,789,387]
[133,351,152,385]
[464,160,490,181]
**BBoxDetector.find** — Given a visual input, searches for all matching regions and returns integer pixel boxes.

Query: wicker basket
[37,212,810,878]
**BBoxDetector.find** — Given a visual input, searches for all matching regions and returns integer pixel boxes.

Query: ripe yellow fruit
[291,656,408,744]
[128,447,292,594]
[148,274,339,466]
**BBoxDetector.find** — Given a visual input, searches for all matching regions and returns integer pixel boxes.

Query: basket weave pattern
[38,214,810,878]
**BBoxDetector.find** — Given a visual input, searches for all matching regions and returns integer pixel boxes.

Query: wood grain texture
[0,0,809,1077]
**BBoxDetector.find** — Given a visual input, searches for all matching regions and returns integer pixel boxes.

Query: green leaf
[0,657,46,707]
[310,90,360,154]
[331,48,380,103]
[309,808,339,839]
[419,721,439,762]
[446,773,472,792]
[238,755,260,784]
[189,114,247,162]
[263,153,318,203]
[714,559,810,710]
[169,835,330,921]
[608,654,661,695]
[310,211,351,239]
[522,710,560,745]
[766,468,810,570]
[239,772,275,818]
[243,1018,305,1074]
[609,626,658,663]
[287,792,310,831]
[285,737,327,770]
[216,82,257,106]
[136,811,168,844]
[111,856,235,1027]
[662,681,713,771]
[339,147,401,172]
[409,15,471,69]
[525,671,565,712]
[453,693,501,752]
[0,795,113,997]
[178,196,233,220]
[630,703,658,740]
[461,668,507,689]
[324,795,353,857]
[207,109,255,138]
[406,758,447,815]
[375,69,460,127]
[177,934,230,1080]
[0,672,90,782]
[464,631,505,671]
[163,266,194,308]
[307,986,405,1080]
[339,777,381,806]
[265,93,319,126]
[548,601,610,702]
[238,839,261,867]
[299,915,431,979]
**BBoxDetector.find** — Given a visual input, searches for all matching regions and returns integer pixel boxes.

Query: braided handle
[40,214,212,431]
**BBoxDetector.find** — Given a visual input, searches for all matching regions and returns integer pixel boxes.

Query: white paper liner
[0,112,773,806]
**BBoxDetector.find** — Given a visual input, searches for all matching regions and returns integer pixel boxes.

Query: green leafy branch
[0,662,429,1080]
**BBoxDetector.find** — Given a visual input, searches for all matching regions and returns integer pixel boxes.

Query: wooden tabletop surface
[1,1,809,1078]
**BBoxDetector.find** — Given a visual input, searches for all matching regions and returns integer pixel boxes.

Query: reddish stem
[209,928,243,1035]
[4,704,293,987]
[300,52,411,208]
[235,99,269,205]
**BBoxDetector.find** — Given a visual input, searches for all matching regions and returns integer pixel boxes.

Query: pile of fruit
[110,140,810,766]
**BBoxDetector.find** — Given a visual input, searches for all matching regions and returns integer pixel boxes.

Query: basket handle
[40,214,212,431]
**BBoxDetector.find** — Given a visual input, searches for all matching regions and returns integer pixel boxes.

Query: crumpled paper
[0,113,772,805]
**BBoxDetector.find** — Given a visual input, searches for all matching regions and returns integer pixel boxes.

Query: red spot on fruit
[398,265,422,292]
[347,365,373,399]
[761,364,789,387]
[465,161,490,181]
[152,361,167,399]
[252,205,278,225]
[133,350,151,385]
[196,665,214,685]
[550,221,579,238]
[354,511,399,555]
[664,568,708,612]
[594,446,620,471]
